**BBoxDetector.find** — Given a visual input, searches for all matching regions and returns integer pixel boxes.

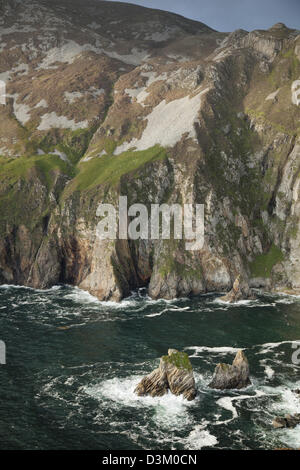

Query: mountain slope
[0,0,300,300]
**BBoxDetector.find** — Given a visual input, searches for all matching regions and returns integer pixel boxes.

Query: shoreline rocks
[272,414,300,429]
[136,348,300,434]
[209,350,251,390]
[220,275,255,304]
[134,349,197,401]
[273,390,300,430]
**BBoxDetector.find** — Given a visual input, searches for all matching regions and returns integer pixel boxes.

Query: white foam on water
[36,376,78,407]
[0,284,21,290]
[84,374,197,432]
[265,366,275,379]
[260,360,275,379]
[260,382,300,449]
[146,306,190,318]
[276,426,300,449]
[212,297,269,308]
[217,298,254,305]
[276,298,296,304]
[267,384,300,416]
[258,340,300,355]
[273,291,300,300]
[86,375,191,408]
[63,286,138,310]
[169,306,190,311]
[217,396,239,420]
[152,395,195,429]
[100,299,139,309]
[0,284,62,292]
[145,312,164,318]
[143,295,189,306]
[63,287,101,304]
[186,346,242,357]
[185,423,218,450]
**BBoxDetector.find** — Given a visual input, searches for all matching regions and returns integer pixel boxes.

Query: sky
[108,0,300,32]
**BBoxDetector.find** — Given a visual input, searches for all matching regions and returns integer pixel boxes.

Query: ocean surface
[0,284,300,450]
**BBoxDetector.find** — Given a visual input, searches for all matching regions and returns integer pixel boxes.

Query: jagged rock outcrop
[220,275,255,303]
[135,349,197,401]
[209,350,251,390]
[0,0,300,301]
[273,414,300,429]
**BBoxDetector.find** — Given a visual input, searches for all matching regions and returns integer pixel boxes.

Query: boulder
[220,275,255,303]
[272,414,300,429]
[135,349,197,401]
[209,350,251,390]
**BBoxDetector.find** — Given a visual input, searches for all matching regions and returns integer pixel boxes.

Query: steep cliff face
[0,0,300,300]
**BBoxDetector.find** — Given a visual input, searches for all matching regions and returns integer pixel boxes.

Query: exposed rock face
[135,349,197,401]
[134,368,169,398]
[220,275,255,303]
[209,350,251,390]
[0,0,300,301]
[273,414,300,429]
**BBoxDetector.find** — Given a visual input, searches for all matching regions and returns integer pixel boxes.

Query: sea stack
[219,275,254,303]
[135,349,197,401]
[209,350,251,390]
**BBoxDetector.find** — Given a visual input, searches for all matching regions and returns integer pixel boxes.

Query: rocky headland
[0,1,299,302]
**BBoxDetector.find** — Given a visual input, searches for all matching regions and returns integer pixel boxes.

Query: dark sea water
[0,284,300,450]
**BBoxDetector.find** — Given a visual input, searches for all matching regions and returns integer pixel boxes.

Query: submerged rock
[272,414,300,429]
[209,350,251,390]
[134,349,197,401]
[220,275,255,303]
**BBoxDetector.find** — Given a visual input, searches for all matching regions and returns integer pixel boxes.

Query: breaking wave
[1,285,300,449]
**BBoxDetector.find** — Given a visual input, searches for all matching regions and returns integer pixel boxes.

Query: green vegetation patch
[250,243,284,278]
[63,144,168,197]
[159,256,203,280]
[37,127,97,165]
[162,351,193,371]
[0,154,74,190]
[0,154,75,233]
